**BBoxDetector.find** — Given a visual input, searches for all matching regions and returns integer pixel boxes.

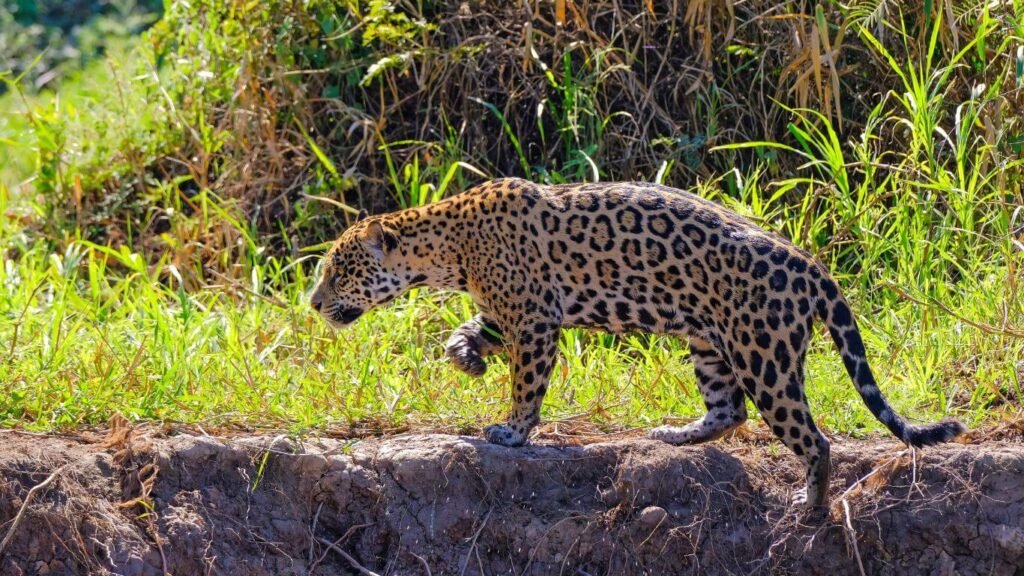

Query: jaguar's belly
[560,291,713,338]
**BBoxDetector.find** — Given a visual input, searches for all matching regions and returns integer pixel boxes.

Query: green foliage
[358,0,435,85]
[0,0,162,94]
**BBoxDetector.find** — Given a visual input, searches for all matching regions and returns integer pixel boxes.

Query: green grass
[0,179,1020,437]
[0,36,165,195]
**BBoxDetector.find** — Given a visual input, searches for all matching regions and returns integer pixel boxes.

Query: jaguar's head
[310,211,405,329]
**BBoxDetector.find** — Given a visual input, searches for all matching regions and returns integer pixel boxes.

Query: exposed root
[840,499,866,576]
[317,537,381,576]
[0,464,69,558]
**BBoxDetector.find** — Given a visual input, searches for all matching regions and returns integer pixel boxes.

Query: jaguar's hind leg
[650,337,748,444]
[733,336,831,508]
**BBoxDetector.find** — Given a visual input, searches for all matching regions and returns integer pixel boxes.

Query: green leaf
[294,118,339,180]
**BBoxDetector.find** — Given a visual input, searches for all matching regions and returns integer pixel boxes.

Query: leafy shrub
[7,0,1023,298]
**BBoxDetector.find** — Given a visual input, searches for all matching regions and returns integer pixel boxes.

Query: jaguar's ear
[363,221,400,259]
[357,209,369,222]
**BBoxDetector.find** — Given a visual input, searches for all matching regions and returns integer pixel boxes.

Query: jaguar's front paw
[483,423,527,447]
[445,336,487,377]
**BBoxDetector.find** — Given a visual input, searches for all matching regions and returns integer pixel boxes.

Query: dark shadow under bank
[0,431,1021,575]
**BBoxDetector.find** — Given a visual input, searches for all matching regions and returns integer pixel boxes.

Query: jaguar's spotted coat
[310,178,965,507]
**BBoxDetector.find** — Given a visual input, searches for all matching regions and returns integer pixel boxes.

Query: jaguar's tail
[815,276,965,446]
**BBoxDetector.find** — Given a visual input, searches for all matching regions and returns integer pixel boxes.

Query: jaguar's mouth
[325,306,364,328]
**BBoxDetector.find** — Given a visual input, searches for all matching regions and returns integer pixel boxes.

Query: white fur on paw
[791,488,810,508]
[649,425,689,445]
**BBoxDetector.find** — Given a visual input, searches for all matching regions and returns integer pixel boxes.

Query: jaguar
[309,178,965,507]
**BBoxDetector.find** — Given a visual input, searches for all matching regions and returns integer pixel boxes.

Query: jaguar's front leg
[484,320,559,447]
[445,313,505,377]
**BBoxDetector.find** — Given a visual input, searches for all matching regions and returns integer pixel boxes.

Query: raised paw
[444,336,487,377]
[483,423,527,447]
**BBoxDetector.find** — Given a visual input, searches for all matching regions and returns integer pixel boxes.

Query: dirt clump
[0,430,1020,575]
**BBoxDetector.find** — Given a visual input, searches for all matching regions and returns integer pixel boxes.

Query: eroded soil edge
[0,431,1021,575]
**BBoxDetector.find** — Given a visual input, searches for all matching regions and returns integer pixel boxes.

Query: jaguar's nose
[310,290,323,312]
